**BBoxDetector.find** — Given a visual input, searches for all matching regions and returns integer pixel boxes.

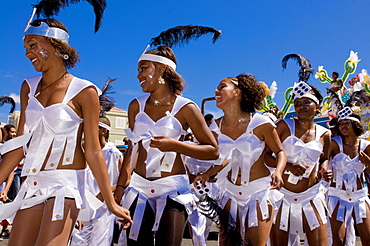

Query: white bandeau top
[210,113,275,185]
[330,136,369,191]
[1,75,101,176]
[125,94,192,178]
[281,119,328,184]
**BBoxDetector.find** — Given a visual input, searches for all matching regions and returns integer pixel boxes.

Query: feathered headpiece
[282,54,314,82]
[139,25,222,70]
[99,77,116,117]
[326,88,344,111]
[149,25,221,48]
[25,0,107,33]
[0,96,16,114]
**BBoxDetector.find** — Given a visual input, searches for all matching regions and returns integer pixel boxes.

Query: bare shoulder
[128,99,139,117]
[363,141,370,155]
[177,102,202,122]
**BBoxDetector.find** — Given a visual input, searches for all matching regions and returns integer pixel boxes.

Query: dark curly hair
[146,46,186,95]
[308,84,323,104]
[30,19,79,69]
[335,114,364,137]
[231,74,266,112]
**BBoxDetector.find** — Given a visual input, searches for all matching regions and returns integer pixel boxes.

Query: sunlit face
[137,60,163,93]
[6,127,16,140]
[338,119,355,136]
[24,35,55,72]
[294,96,318,119]
[214,78,239,109]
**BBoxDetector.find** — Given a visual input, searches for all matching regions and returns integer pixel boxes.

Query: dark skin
[114,60,218,197]
[265,95,331,246]
[328,119,370,245]
[0,34,131,246]
[194,78,287,246]
[113,59,219,245]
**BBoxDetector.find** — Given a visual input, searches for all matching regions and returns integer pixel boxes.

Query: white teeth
[140,80,146,85]
[215,96,221,100]
[31,58,37,63]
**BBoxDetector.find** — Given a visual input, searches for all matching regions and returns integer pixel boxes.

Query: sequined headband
[24,22,69,44]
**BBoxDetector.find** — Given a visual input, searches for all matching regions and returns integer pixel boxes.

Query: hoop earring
[158,76,165,84]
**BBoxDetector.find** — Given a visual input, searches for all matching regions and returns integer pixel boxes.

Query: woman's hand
[318,167,332,182]
[287,163,308,176]
[270,171,284,190]
[114,186,125,204]
[0,190,8,202]
[108,203,132,230]
[75,220,84,231]
[359,151,370,166]
[193,171,211,189]
[150,136,176,152]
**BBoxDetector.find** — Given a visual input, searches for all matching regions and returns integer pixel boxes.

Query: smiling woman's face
[24,35,55,72]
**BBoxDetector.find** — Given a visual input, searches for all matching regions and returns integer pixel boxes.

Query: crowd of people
[0,7,370,246]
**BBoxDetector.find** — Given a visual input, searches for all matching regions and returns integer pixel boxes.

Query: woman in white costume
[0,19,131,246]
[114,44,219,245]
[194,74,287,246]
[328,108,370,245]
[265,82,331,246]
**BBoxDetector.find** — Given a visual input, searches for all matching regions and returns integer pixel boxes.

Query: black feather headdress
[31,0,107,32]
[326,88,344,111]
[149,25,222,48]
[0,96,16,114]
[282,54,314,82]
[99,77,116,116]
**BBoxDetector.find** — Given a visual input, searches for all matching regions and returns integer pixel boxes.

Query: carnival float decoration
[315,51,361,117]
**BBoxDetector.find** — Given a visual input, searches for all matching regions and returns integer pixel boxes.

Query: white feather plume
[269,81,278,98]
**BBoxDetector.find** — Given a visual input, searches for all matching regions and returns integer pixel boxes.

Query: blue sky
[1,0,370,122]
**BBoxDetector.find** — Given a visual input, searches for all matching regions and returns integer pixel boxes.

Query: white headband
[292,81,320,104]
[341,117,361,123]
[99,122,111,131]
[138,45,177,70]
[337,106,361,123]
[24,22,69,44]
